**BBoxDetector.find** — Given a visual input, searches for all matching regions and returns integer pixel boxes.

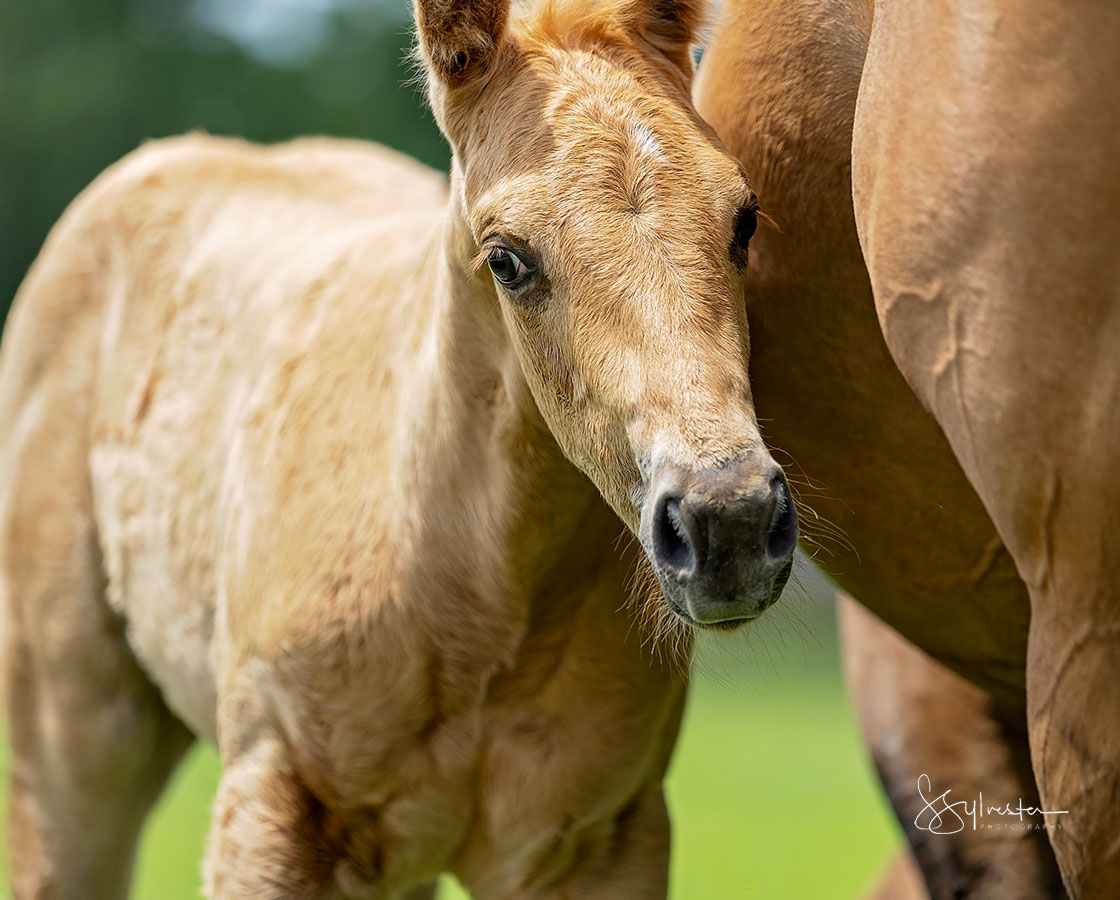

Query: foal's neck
[405,171,621,605]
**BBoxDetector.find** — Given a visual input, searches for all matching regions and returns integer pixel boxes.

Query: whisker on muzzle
[618,530,693,677]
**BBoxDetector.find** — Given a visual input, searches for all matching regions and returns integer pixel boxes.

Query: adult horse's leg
[840,598,1066,899]
[852,2,1120,894]
[2,266,194,898]
[864,851,927,900]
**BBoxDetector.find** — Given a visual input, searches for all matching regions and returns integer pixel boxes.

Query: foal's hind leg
[4,447,193,898]
[8,623,194,899]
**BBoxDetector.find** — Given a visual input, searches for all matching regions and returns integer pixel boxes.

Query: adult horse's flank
[854,2,1120,896]
[697,0,1120,896]
[0,0,797,897]
[692,3,1057,898]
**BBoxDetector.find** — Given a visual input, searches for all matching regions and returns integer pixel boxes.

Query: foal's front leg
[544,789,671,900]
[204,733,439,900]
[462,788,670,900]
[204,736,343,900]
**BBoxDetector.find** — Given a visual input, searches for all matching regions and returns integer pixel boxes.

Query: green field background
[0,591,903,899]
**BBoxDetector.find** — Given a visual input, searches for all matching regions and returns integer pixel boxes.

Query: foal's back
[1,133,448,740]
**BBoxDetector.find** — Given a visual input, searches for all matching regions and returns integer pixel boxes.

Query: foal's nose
[645,454,798,626]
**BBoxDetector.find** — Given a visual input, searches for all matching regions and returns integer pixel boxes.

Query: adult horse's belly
[694,0,1029,705]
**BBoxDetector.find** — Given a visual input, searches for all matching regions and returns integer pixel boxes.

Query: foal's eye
[487,246,534,288]
[730,202,759,268]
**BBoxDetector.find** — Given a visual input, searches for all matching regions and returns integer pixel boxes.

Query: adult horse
[697,0,1120,896]
[695,0,1068,896]
[852,2,1120,897]
[0,0,799,896]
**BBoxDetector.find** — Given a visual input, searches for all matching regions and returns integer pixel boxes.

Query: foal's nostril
[653,495,697,578]
[766,475,798,561]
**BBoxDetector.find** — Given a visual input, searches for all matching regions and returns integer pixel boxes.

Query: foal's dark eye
[487,246,534,287]
[730,202,759,268]
[735,205,758,245]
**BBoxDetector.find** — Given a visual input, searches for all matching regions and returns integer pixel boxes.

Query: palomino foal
[0,0,797,896]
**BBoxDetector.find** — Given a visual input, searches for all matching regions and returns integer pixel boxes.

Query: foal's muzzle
[640,452,798,628]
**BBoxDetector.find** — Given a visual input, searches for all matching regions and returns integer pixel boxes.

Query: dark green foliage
[0,0,449,329]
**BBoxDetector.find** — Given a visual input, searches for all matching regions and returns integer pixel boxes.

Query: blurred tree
[0,0,448,328]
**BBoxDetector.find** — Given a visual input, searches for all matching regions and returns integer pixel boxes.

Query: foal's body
[3,134,682,899]
[3,0,793,895]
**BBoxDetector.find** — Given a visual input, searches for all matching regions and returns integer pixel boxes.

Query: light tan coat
[0,0,795,897]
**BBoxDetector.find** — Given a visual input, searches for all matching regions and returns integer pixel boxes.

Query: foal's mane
[512,0,643,46]
[513,0,709,58]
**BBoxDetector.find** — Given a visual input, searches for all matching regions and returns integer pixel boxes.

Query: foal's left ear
[415,0,512,88]
[622,0,706,75]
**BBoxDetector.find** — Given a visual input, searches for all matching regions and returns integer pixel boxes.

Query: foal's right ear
[415,0,512,88]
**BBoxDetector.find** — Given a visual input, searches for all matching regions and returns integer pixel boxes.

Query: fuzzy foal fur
[0,0,783,897]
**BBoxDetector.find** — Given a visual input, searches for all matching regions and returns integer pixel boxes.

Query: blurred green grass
[0,602,901,899]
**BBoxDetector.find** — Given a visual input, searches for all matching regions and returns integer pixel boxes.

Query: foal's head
[416,0,798,628]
